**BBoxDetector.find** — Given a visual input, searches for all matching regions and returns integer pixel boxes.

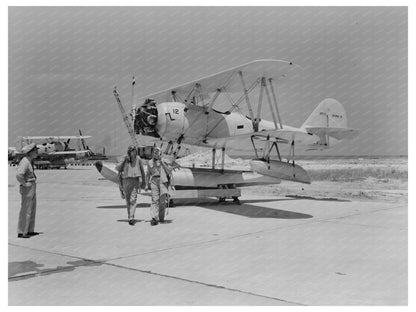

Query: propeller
[78,129,94,156]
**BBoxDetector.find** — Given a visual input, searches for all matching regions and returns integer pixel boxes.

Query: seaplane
[95,59,358,203]
[13,134,93,169]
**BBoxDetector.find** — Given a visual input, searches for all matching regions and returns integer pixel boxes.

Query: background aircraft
[11,133,93,169]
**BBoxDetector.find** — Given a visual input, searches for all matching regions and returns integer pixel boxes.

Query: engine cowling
[37,141,66,154]
[156,102,189,141]
[135,101,189,141]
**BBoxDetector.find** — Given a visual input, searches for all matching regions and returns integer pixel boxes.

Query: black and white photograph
[6,4,409,306]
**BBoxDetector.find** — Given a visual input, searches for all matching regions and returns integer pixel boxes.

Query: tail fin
[301,98,358,141]
[302,98,347,129]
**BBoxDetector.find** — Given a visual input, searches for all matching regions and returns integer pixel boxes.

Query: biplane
[12,134,92,169]
[95,59,358,203]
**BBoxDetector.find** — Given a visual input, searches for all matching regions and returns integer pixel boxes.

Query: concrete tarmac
[8,166,407,305]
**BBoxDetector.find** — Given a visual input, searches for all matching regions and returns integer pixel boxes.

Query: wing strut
[250,136,259,159]
[210,148,226,172]
[208,77,259,141]
[268,78,283,129]
[172,135,184,160]
[255,77,265,132]
[184,83,199,104]
[263,78,278,130]
[205,88,221,114]
[251,135,284,162]
[273,142,282,161]
[262,135,271,160]
[204,80,257,139]
[288,140,296,166]
[221,147,225,172]
[206,71,237,114]
[238,71,255,121]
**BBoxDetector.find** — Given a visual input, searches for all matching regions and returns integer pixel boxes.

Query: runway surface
[8,166,407,305]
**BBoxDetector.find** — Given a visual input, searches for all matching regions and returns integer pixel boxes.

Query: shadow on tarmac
[173,198,313,219]
[117,219,173,225]
[117,219,144,224]
[285,195,350,202]
[199,203,313,219]
[9,261,44,277]
[98,198,314,219]
[97,203,150,209]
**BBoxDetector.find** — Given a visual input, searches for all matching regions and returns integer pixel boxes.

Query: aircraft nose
[134,104,160,138]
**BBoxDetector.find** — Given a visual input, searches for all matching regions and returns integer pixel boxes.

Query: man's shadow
[97,203,149,209]
[117,219,173,224]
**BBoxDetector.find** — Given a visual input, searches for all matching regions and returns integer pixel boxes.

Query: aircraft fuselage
[135,101,312,151]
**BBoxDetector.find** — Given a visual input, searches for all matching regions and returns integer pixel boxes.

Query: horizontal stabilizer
[305,127,359,140]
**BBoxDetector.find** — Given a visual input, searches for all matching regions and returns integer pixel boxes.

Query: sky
[8,6,408,156]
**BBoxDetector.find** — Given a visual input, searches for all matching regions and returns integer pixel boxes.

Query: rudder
[301,98,348,129]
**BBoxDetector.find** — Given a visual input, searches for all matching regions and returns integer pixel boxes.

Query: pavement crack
[8,243,304,305]
[104,205,406,262]
[318,219,406,230]
[104,262,305,306]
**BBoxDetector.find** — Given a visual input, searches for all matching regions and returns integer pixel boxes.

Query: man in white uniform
[16,143,39,238]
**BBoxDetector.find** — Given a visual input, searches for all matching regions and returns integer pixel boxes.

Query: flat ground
[8,164,407,305]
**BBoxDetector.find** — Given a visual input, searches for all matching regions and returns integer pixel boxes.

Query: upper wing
[23,136,92,141]
[137,59,301,105]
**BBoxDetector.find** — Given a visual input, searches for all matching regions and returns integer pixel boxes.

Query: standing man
[16,143,39,238]
[146,147,173,226]
[116,145,146,225]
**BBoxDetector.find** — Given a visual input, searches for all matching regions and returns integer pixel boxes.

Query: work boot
[150,218,158,226]
[128,219,135,226]
[18,233,30,238]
